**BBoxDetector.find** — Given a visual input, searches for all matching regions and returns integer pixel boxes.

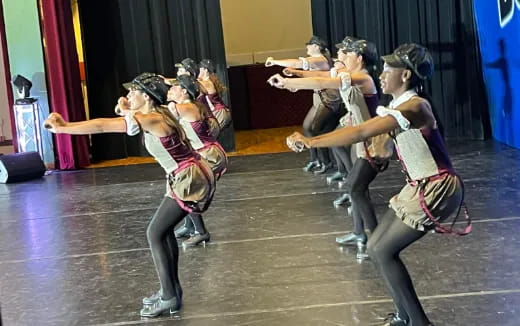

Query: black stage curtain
[78,0,233,161]
[311,0,491,140]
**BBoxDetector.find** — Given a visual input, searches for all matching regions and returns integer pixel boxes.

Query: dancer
[284,35,358,207]
[175,58,221,138]
[270,39,391,257]
[282,43,470,326]
[44,72,216,318]
[198,58,232,129]
[167,74,228,246]
[265,35,335,174]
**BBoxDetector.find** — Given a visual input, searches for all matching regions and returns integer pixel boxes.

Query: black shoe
[313,162,333,175]
[333,193,351,208]
[174,225,194,238]
[336,232,367,245]
[326,172,346,185]
[182,232,210,247]
[143,288,183,306]
[337,177,349,188]
[381,313,408,326]
[142,290,162,305]
[303,160,320,172]
[140,297,182,317]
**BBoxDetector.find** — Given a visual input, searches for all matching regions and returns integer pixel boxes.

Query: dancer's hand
[43,112,66,133]
[286,132,310,152]
[333,60,345,70]
[267,74,286,88]
[265,57,275,67]
[282,68,294,76]
[268,74,298,92]
[114,97,130,116]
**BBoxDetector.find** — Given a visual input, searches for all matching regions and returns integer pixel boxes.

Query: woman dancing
[198,58,232,129]
[271,39,390,258]
[167,74,228,246]
[265,35,336,174]
[279,43,470,326]
[44,73,216,318]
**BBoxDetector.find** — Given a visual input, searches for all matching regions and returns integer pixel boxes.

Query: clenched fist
[43,112,66,133]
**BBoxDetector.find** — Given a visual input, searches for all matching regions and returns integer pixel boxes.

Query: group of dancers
[266,36,387,261]
[44,58,231,317]
[43,35,470,325]
[267,36,470,326]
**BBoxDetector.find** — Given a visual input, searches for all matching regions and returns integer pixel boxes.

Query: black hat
[175,58,198,77]
[335,35,358,51]
[382,43,434,80]
[199,59,216,73]
[306,35,328,49]
[168,74,200,99]
[123,72,169,105]
[347,39,378,67]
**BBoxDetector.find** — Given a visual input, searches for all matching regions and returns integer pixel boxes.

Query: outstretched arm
[269,71,374,92]
[288,116,398,149]
[287,99,432,150]
[265,56,328,69]
[283,68,331,78]
[268,74,341,90]
[44,113,127,134]
[265,57,303,68]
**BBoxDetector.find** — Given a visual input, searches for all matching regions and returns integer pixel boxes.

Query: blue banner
[474,0,520,148]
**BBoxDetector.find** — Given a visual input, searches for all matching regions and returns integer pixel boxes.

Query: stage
[1,140,519,325]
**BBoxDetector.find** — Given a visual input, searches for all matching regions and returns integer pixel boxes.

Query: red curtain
[39,0,89,169]
[0,2,16,151]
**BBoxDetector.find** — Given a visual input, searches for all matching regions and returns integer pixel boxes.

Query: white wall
[220,0,313,66]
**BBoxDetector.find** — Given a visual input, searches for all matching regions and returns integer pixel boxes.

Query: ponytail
[320,47,334,69]
[194,100,214,121]
[367,64,381,100]
[153,103,189,144]
[209,73,227,97]
[410,77,444,137]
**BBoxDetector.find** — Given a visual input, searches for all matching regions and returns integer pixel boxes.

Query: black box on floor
[0,152,46,183]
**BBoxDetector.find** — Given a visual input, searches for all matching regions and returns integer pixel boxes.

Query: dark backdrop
[311,0,491,140]
[78,0,234,161]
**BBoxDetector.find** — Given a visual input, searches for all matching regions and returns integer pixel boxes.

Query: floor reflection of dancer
[44,73,216,318]
[265,35,335,174]
[198,58,232,130]
[272,39,390,258]
[167,75,228,247]
[282,44,470,326]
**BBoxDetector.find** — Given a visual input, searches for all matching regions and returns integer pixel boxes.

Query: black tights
[332,146,353,174]
[367,210,431,326]
[331,125,353,174]
[181,213,207,234]
[345,158,379,235]
[146,196,187,301]
[303,102,339,165]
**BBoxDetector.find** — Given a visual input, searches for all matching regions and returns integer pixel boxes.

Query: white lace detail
[338,72,352,91]
[376,106,411,130]
[299,57,310,71]
[125,111,141,136]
